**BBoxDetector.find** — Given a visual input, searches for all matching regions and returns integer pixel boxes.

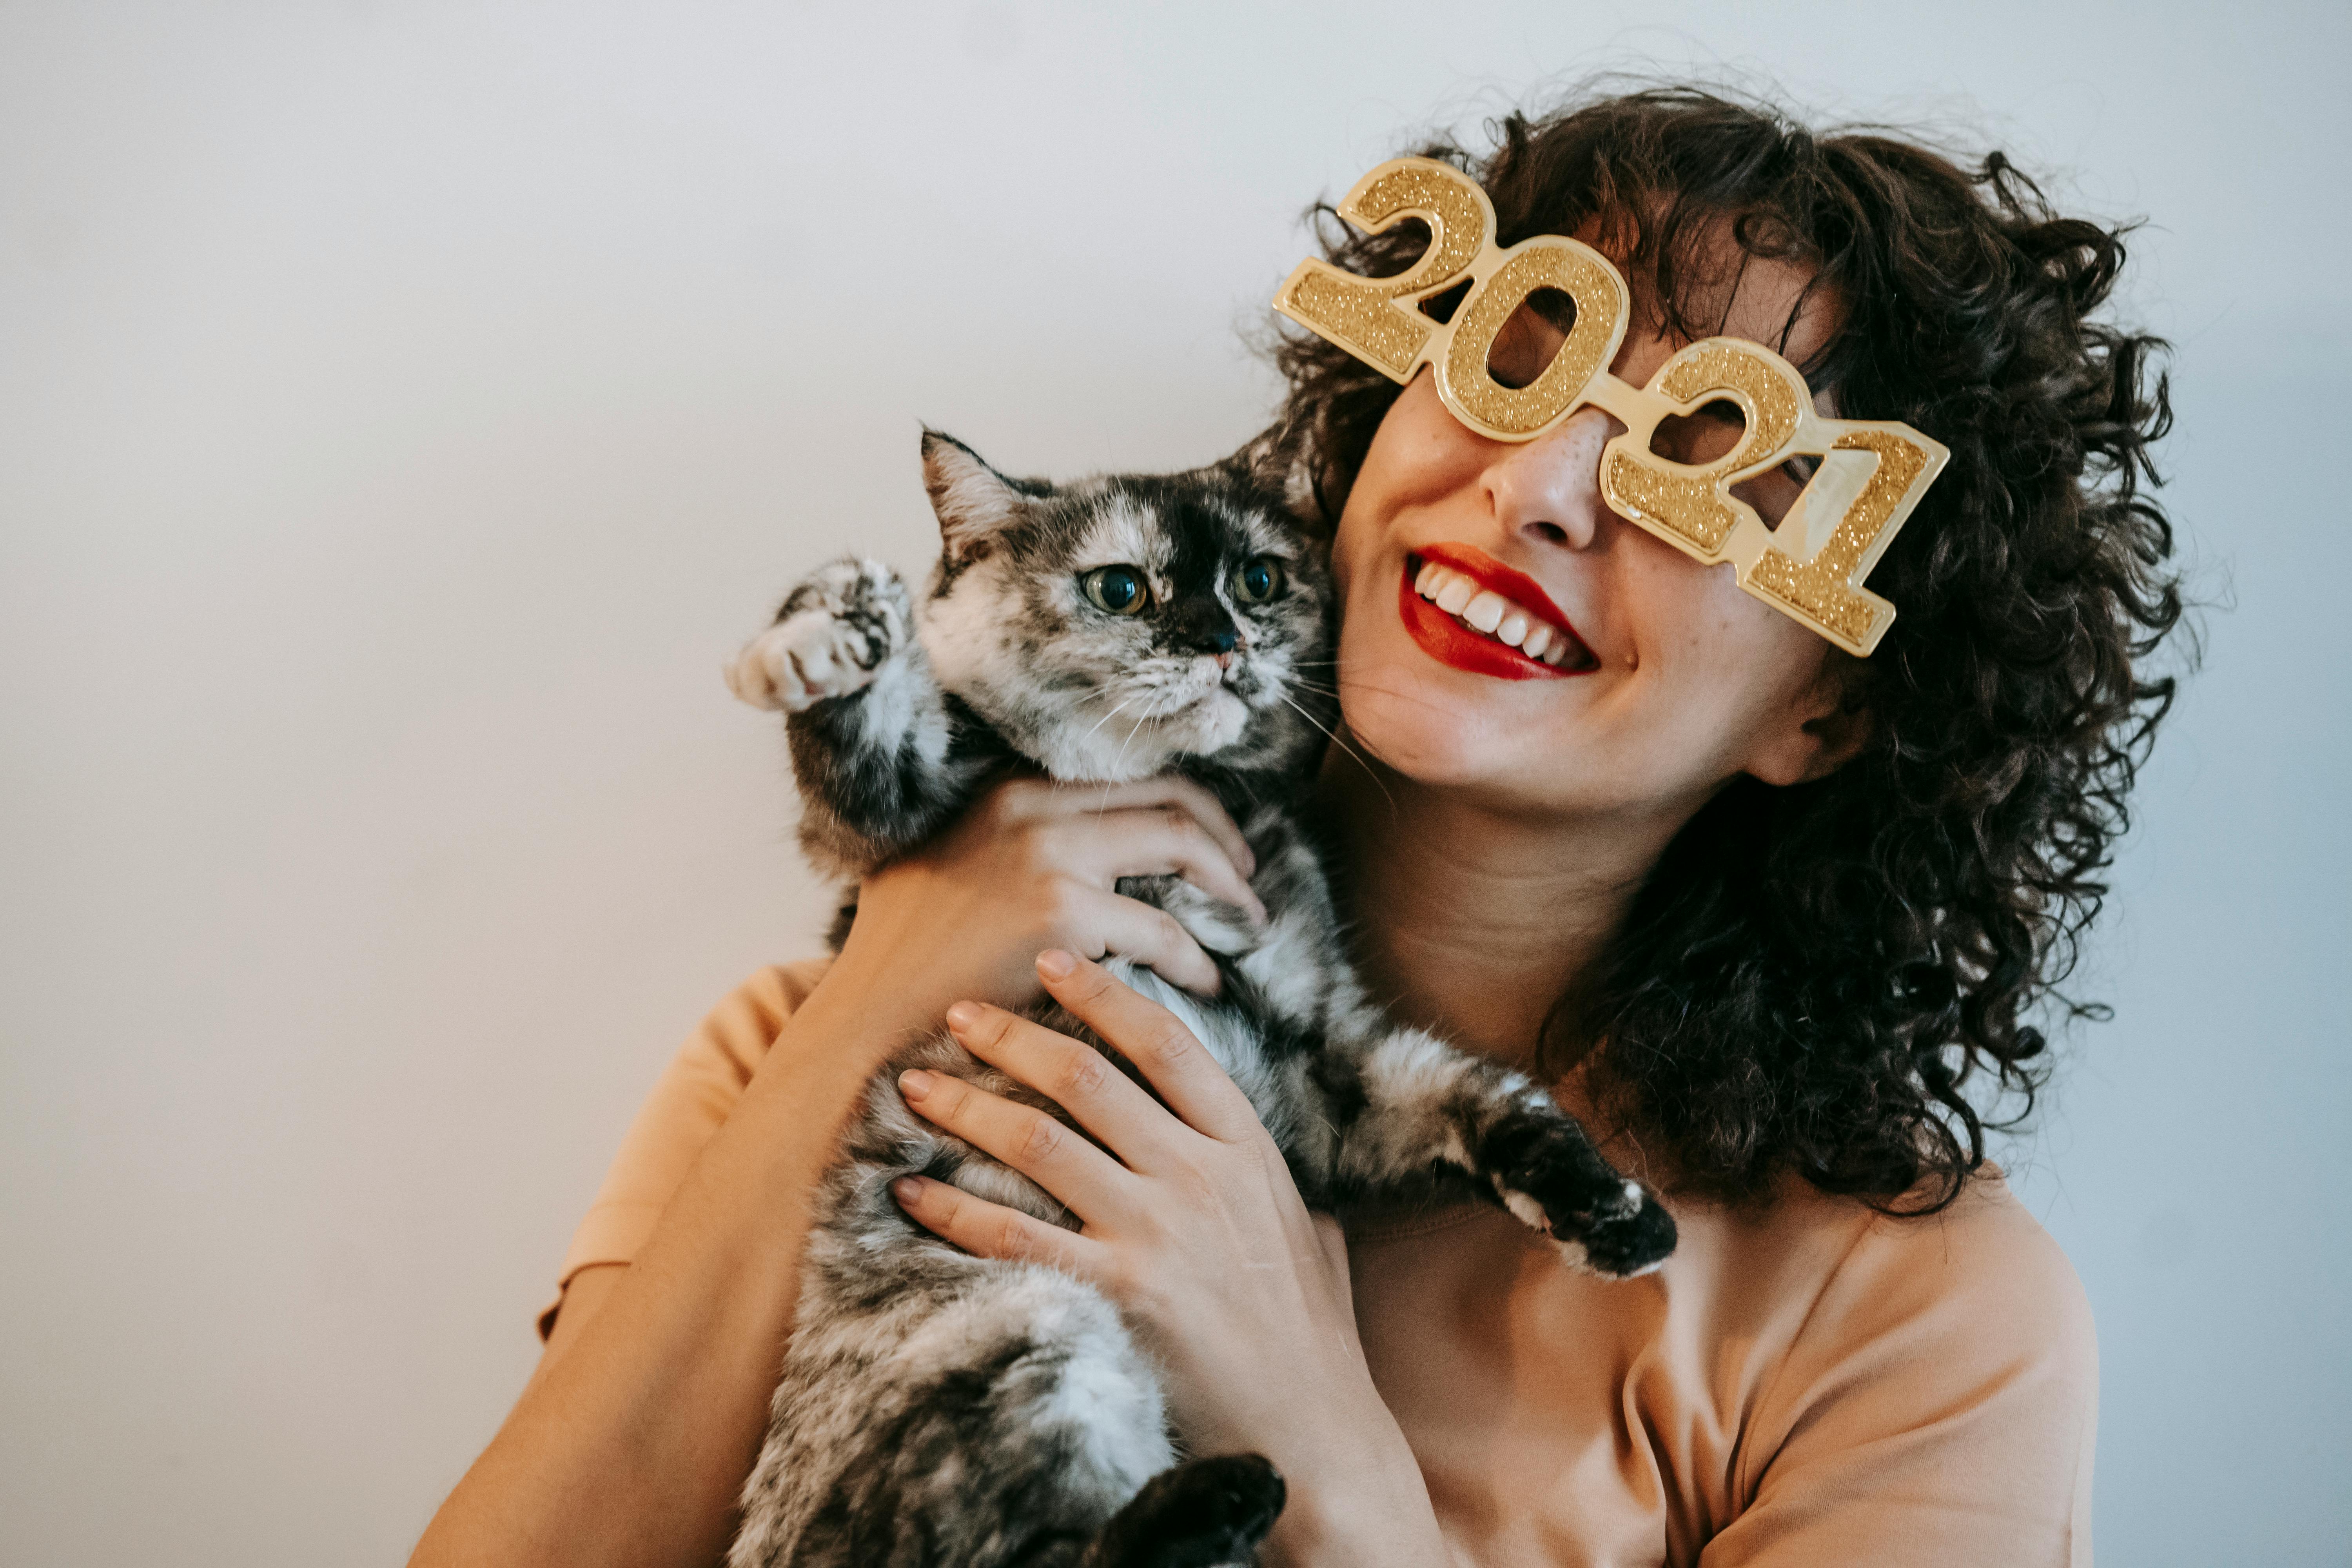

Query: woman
[414,87,2178,1566]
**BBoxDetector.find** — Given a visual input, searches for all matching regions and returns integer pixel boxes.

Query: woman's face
[1329,246,1856,823]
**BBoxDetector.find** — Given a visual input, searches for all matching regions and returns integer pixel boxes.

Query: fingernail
[944,1000,981,1031]
[890,1176,924,1206]
[1036,949,1078,980]
[899,1069,936,1101]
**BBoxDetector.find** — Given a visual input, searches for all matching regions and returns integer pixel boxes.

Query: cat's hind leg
[733,1254,1179,1568]
[1081,1454,1286,1568]
[1321,1027,1677,1279]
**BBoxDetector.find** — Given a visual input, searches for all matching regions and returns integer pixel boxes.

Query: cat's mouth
[1404,549,1599,676]
[1102,656,1253,746]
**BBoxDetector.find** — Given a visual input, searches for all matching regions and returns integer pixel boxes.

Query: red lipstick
[1397,543,1597,681]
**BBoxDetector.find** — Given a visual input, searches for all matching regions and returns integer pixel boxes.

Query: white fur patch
[1365,1032,1478,1156]
[917,557,1017,694]
[1236,906,1328,1021]
[1029,1281,1174,1486]
[850,656,925,749]
[1501,1189,1550,1230]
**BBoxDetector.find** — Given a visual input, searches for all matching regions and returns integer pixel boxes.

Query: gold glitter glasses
[1275,157,1949,656]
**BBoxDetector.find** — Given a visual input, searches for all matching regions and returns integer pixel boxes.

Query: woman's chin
[1340,672,1517,789]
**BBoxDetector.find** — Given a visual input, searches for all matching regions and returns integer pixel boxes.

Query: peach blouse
[548,963,2097,1566]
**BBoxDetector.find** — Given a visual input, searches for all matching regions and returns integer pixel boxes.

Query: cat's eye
[1080,565,1151,616]
[1231,556,1286,606]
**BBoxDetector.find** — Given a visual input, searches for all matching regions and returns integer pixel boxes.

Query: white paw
[1152,878,1261,958]
[726,609,876,712]
[1499,1188,1550,1231]
[725,559,909,714]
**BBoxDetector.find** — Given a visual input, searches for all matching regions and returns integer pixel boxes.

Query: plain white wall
[3,3,2345,1562]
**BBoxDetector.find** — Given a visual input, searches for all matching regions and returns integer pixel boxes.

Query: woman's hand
[821,776,1264,1039]
[888,950,1450,1567]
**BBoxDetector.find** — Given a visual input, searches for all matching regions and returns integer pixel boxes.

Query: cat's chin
[1036,690,1252,781]
[1141,690,1253,767]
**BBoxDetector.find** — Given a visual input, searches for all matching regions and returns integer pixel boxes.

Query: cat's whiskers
[1281,656,1466,724]
[1077,693,1140,747]
[1129,657,1223,719]
[1275,691,1396,816]
[1100,694,1152,796]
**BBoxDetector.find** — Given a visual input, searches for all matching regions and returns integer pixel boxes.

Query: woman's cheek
[1630,595,1832,790]
[1334,612,1430,771]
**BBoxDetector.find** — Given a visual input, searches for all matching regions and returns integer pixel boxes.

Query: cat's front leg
[1323,1028,1677,1279]
[728,557,984,877]
[728,555,913,715]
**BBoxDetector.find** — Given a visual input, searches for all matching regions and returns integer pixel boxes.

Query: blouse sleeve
[535,959,831,1338]
[1702,1176,2100,1566]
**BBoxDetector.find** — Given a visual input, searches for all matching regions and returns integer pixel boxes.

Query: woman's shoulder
[1821,1168,2091,1352]
[1703,1167,2098,1525]
[1713,1165,2095,1376]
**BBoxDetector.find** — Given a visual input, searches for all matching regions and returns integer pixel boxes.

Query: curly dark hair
[1268,84,2185,1212]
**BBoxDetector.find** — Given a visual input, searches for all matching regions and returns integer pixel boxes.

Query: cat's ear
[1221,415,1330,534]
[922,430,1024,564]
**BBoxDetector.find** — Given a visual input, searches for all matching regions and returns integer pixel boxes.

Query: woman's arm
[891,951,1455,1568]
[409,777,1264,1568]
[411,962,932,1568]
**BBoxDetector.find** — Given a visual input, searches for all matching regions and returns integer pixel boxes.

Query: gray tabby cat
[721,430,1677,1568]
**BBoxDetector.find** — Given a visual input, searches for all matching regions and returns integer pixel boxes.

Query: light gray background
[3,3,2344,1563]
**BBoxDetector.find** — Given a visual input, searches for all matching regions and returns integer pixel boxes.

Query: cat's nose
[1172,598,1240,656]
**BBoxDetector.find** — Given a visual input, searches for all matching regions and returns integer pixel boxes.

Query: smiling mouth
[1399,546,1599,678]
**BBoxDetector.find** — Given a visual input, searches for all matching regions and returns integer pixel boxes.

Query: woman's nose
[1483,407,1619,552]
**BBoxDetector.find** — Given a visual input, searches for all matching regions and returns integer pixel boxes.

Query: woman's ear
[920,429,1024,564]
[1744,659,1875,787]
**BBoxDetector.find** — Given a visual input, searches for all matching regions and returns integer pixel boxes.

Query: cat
[719,429,1677,1568]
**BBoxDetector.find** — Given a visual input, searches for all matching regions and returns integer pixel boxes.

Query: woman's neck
[1318,750,1690,1071]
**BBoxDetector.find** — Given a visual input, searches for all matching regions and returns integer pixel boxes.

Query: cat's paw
[1486,1112,1678,1279]
[726,557,912,713]
[1086,1453,1285,1568]
[1126,875,1262,959]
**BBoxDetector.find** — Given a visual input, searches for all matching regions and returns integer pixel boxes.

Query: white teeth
[1413,557,1581,667]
